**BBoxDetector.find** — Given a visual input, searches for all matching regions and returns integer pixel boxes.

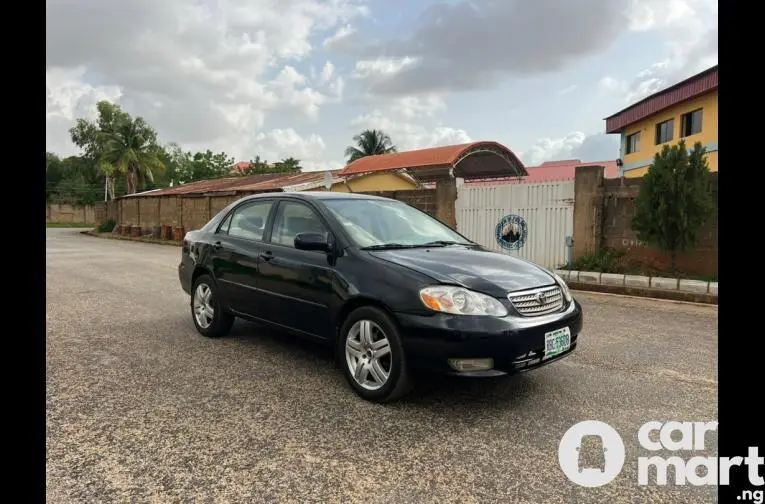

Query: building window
[655,119,674,144]
[625,132,640,154]
[681,108,703,137]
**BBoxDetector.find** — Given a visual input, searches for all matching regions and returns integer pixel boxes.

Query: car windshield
[323,198,474,249]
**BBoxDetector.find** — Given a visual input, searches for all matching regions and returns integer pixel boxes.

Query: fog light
[448,358,494,372]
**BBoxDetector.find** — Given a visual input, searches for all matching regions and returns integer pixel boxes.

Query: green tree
[98,115,166,194]
[235,156,302,176]
[344,129,396,163]
[45,153,105,204]
[631,140,715,273]
[69,100,165,196]
[272,157,302,173]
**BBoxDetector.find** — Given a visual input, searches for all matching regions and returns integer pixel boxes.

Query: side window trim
[266,199,331,249]
[221,199,276,243]
[217,211,233,235]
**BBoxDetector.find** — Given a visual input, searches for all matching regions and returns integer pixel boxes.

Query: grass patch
[47,222,93,228]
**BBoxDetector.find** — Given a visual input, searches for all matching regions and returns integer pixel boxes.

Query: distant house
[230,161,251,175]
[604,64,718,178]
[449,159,619,187]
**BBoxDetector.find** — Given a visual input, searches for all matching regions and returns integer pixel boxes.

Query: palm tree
[344,129,397,163]
[278,157,302,172]
[99,116,166,194]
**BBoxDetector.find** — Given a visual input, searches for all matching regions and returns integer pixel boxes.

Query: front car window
[271,201,329,248]
[323,199,472,248]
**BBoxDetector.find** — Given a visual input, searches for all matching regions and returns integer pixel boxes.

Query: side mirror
[294,232,332,252]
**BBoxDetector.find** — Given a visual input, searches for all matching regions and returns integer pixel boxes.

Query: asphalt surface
[46,228,718,504]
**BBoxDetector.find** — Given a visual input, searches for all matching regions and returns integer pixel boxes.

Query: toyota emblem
[536,292,547,305]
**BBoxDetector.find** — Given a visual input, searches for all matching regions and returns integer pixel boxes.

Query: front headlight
[419,286,508,317]
[552,272,573,303]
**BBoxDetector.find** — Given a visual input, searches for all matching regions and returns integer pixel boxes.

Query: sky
[46,0,718,171]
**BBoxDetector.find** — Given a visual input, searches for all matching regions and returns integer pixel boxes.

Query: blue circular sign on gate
[495,214,528,251]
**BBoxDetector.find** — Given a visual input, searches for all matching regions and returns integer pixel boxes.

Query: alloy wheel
[345,320,392,390]
[193,283,214,329]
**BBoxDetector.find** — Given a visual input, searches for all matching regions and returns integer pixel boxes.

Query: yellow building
[605,65,718,178]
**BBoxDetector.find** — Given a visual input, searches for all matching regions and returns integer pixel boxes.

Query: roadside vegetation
[563,141,716,282]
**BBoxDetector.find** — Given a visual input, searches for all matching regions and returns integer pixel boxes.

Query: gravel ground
[46,228,718,504]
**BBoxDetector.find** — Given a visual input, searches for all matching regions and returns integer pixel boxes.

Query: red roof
[605,65,718,134]
[338,141,524,177]
[463,159,619,186]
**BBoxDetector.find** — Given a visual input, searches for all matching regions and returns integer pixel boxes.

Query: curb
[556,269,717,304]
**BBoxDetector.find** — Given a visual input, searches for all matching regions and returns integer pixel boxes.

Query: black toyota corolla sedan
[178,191,582,402]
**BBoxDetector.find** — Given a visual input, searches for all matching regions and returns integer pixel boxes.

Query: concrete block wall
[359,189,438,217]
[46,203,97,224]
[112,189,441,238]
[573,166,718,277]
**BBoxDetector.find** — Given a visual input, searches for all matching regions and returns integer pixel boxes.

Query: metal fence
[456,181,575,269]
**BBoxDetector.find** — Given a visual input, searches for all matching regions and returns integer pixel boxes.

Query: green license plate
[544,327,571,357]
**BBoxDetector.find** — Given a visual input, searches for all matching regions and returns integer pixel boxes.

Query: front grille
[508,285,564,316]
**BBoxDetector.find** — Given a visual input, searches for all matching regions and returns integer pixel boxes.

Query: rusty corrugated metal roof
[338,141,525,177]
[120,170,348,198]
[605,65,718,134]
[235,170,344,192]
[122,173,286,197]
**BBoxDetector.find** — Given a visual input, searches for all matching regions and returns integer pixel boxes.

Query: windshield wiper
[419,240,475,247]
[361,243,422,250]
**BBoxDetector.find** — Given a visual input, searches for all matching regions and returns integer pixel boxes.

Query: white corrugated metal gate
[456,181,575,269]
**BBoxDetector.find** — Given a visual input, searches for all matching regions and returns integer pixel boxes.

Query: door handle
[213,241,223,250]
[259,251,274,261]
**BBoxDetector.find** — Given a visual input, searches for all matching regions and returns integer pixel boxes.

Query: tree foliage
[235,156,303,176]
[344,129,397,163]
[68,100,166,197]
[631,140,715,272]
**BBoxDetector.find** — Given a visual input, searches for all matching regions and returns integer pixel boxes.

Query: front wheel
[338,306,413,403]
[190,274,234,338]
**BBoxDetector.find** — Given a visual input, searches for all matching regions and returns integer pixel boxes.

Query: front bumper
[395,299,583,376]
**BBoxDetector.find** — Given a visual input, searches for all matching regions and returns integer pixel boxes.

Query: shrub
[97,219,117,233]
[563,249,626,272]
[631,140,714,273]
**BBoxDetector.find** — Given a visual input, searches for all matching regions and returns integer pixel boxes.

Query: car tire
[338,306,413,403]
[190,274,234,338]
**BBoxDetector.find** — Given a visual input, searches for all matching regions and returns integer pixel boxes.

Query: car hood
[368,246,556,296]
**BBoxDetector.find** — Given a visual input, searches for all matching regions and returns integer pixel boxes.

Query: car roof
[238,191,396,203]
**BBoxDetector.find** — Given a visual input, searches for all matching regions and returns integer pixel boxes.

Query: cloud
[559,85,578,96]
[45,0,367,161]
[322,24,359,51]
[620,0,717,104]
[344,0,629,96]
[251,128,340,171]
[350,109,471,152]
[520,132,620,165]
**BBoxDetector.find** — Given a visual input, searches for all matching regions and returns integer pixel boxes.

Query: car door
[257,200,336,339]
[210,199,276,317]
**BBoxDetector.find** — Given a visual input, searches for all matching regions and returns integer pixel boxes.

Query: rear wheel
[191,274,234,338]
[338,306,413,403]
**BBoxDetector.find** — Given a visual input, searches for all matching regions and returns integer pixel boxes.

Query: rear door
[257,200,336,339]
[210,199,276,316]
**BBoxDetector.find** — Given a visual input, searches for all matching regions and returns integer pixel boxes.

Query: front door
[210,199,276,317]
[257,200,336,339]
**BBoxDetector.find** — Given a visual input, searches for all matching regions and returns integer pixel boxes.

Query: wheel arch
[334,297,399,343]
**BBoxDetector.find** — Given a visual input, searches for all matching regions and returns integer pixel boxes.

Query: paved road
[46,228,718,504]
